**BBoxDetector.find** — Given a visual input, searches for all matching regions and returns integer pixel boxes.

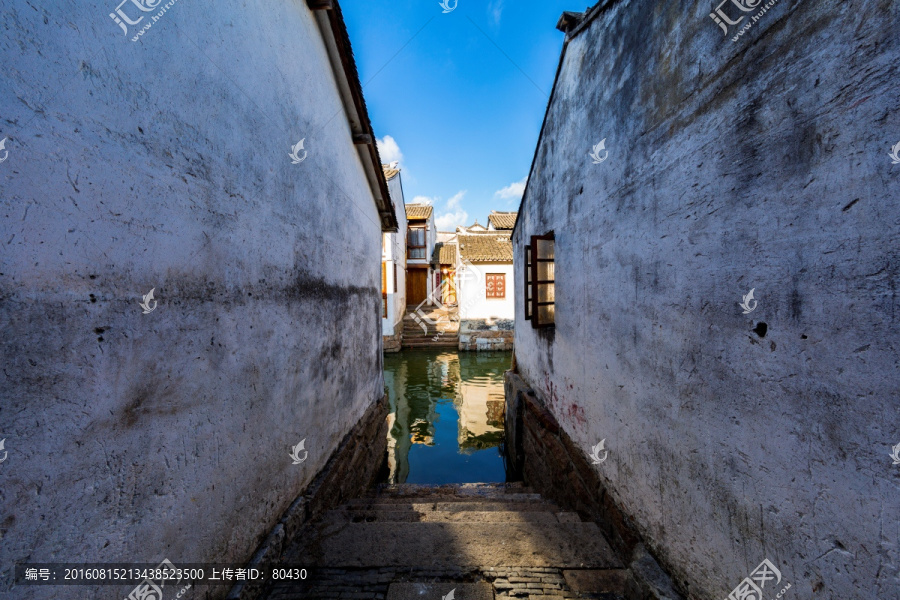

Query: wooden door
[441,270,457,305]
[407,268,427,305]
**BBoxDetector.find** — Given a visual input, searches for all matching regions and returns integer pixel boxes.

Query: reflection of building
[384,351,509,483]
[384,358,411,484]
[456,380,505,451]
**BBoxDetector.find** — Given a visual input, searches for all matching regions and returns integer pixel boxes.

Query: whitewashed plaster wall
[383,174,407,336]
[512,0,900,598]
[459,261,515,321]
[0,1,385,597]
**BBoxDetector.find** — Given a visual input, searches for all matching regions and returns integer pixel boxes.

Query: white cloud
[376,135,403,165]
[494,176,528,202]
[488,0,504,25]
[446,190,465,209]
[411,195,434,205]
[435,190,469,230]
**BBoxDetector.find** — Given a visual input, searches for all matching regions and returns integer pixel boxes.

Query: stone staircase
[401,307,460,349]
[261,483,626,600]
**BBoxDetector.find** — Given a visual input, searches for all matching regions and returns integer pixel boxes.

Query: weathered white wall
[459,262,515,320]
[383,175,407,336]
[513,0,899,598]
[0,0,384,597]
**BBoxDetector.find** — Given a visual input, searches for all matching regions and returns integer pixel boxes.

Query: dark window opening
[407,225,426,260]
[529,233,555,328]
[524,245,532,320]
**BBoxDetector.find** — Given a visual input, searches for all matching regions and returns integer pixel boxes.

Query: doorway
[407,268,428,305]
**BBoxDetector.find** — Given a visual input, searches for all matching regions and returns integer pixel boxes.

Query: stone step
[290,521,623,569]
[401,330,458,334]
[323,509,583,524]
[401,333,459,340]
[348,492,544,504]
[372,482,533,497]
[339,501,564,513]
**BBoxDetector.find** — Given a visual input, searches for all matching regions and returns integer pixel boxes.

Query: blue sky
[341,0,572,230]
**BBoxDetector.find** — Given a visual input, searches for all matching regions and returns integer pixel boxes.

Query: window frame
[524,245,532,320]
[485,273,506,299]
[382,261,388,318]
[529,233,555,328]
[407,223,427,260]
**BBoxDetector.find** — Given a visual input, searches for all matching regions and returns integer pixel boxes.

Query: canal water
[381,349,511,484]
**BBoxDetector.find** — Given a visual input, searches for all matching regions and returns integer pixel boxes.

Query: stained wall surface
[512,0,900,597]
[0,1,385,597]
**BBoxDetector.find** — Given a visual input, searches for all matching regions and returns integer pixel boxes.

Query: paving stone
[298,522,620,568]
[562,569,627,594]
[386,582,493,600]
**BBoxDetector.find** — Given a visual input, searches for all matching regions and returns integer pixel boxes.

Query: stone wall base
[226,394,388,600]
[383,332,402,353]
[459,319,514,351]
[504,372,684,600]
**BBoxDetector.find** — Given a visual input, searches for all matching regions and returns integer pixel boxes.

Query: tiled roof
[458,232,513,263]
[382,163,400,181]
[406,204,433,220]
[432,242,457,266]
[488,211,517,230]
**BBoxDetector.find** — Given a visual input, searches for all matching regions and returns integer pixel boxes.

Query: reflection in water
[382,350,511,484]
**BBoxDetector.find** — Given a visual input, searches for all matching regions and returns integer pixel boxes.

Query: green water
[382,349,512,484]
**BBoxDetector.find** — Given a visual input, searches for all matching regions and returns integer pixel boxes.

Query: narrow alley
[1,1,898,600]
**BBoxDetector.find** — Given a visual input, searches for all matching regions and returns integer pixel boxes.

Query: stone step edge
[322,510,584,524]
[373,482,529,494]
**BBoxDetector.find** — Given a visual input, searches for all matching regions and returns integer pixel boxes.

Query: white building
[487,211,518,231]
[405,204,437,308]
[382,163,407,352]
[455,226,515,351]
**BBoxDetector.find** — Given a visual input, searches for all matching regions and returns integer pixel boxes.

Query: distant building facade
[382,163,407,352]
[405,204,437,309]
[487,211,517,231]
[455,213,516,351]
